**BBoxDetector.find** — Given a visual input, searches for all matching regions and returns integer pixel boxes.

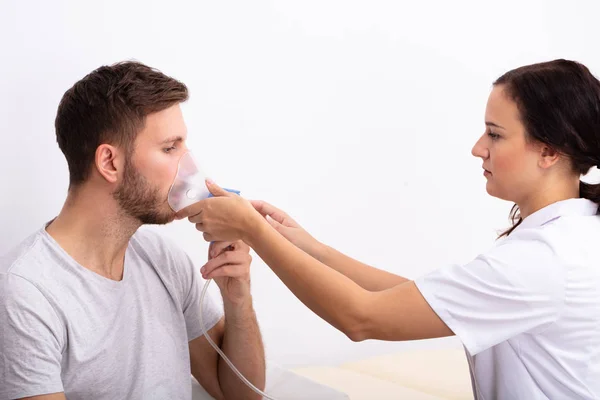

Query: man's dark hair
[55,61,189,187]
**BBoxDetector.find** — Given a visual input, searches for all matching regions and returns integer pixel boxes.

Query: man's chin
[137,212,176,226]
[165,213,178,224]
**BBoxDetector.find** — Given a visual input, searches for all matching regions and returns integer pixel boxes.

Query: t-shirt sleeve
[414,232,565,356]
[0,273,65,399]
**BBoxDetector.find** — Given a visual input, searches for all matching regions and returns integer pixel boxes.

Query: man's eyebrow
[161,136,184,144]
[485,121,505,130]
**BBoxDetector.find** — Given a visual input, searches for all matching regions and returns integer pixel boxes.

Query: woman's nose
[471,135,488,159]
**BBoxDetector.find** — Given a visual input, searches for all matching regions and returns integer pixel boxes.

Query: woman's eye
[163,146,176,153]
[488,132,500,140]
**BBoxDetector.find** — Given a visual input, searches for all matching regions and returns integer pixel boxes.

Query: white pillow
[293,366,448,400]
[339,348,473,400]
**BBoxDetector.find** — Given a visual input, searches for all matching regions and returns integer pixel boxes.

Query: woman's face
[471,85,545,204]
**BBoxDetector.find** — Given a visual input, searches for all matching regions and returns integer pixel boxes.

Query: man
[0,61,265,400]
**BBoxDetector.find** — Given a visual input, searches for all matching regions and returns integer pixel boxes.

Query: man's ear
[95,144,124,184]
[539,145,561,169]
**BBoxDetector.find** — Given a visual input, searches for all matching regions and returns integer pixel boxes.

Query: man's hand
[203,240,252,305]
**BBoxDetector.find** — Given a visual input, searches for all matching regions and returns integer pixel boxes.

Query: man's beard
[113,158,174,225]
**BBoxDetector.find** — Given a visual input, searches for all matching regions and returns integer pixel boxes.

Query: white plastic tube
[167,152,279,399]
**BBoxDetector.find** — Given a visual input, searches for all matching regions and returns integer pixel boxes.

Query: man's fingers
[205,265,247,279]
[209,241,236,259]
[235,240,250,253]
[201,251,251,277]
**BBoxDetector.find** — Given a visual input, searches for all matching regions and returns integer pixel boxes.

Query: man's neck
[46,185,141,281]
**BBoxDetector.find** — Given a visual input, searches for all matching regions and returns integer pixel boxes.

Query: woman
[176,59,600,399]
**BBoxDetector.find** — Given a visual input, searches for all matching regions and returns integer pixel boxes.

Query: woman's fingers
[250,200,278,217]
[188,209,203,224]
[250,200,297,227]
[205,179,232,197]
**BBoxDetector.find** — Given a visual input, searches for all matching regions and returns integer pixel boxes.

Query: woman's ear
[95,144,124,184]
[539,145,561,169]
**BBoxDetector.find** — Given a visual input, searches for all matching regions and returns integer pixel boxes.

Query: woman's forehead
[485,86,521,129]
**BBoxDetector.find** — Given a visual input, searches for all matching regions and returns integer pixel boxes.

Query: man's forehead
[137,105,187,143]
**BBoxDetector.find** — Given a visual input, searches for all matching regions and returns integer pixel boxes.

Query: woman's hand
[175,180,263,243]
[250,200,323,259]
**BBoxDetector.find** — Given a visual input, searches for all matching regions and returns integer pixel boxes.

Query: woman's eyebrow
[485,121,506,130]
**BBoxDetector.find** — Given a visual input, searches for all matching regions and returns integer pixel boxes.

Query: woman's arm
[177,182,453,342]
[251,200,409,291]
[315,244,410,291]
[237,217,453,341]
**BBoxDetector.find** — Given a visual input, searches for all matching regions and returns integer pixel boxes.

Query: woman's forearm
[244,221,371,340]
[309,243,410,291]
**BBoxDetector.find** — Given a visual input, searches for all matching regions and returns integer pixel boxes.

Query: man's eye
[163,146,176,153]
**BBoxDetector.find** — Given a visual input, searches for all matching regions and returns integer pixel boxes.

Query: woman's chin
[485,181,497,197]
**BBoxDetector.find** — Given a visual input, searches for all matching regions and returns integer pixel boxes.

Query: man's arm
[189,307,265,400]
[189,240,265,400]
[189,319,226,399]
[219,297,265,399]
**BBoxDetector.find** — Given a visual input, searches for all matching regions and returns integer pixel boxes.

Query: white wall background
[2,0,600,368]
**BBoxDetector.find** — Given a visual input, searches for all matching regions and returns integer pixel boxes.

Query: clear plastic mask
[167,152,212,212]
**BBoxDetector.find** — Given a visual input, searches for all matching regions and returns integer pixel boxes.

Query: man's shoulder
[0,229,57,309]
[0,229,46,275]
[131,226,168,246]
[130,227,194,273]
[131,226,182,256]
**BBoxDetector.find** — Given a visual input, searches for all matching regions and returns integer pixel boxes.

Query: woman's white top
[415,198,600,399]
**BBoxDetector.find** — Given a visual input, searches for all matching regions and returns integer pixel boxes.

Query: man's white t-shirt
[415,198,600,399]
[0,225,223,400]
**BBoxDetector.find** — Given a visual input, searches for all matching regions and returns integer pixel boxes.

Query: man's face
[113,104,188,225]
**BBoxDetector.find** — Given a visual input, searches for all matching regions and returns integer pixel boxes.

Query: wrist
[309,241,329,263]
[221,279,252,306]
[223,295,255,319]
[242,212,269,247]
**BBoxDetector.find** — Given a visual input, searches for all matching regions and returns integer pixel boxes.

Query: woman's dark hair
[494,59,600,237]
